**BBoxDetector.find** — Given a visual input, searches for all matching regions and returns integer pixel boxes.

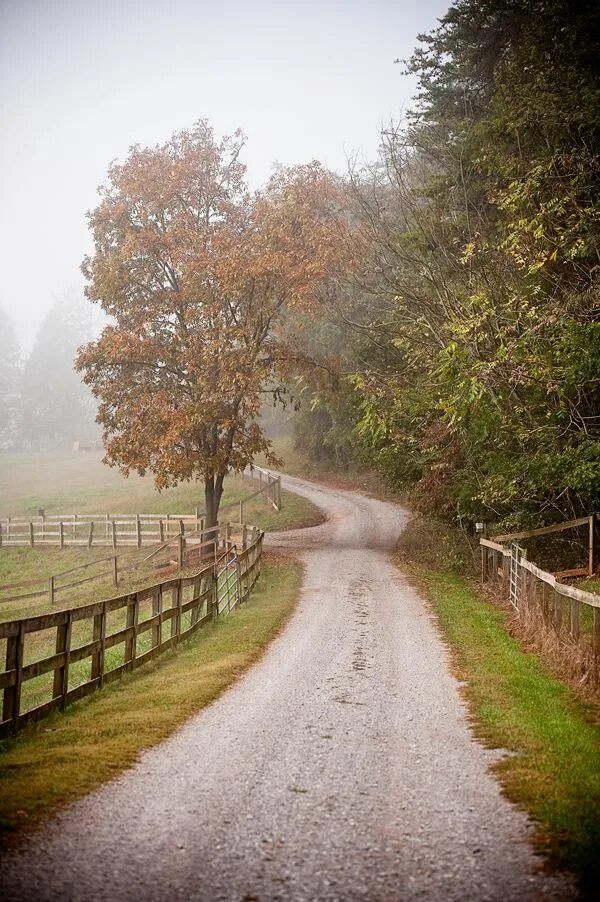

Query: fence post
[29,522,34,547]
[59,521,64,549]
[112,555,118,586]
[239,500,243,523]
[3,623,24,729]
[178,534,184,568]
[589,515,595,577]
[124,594,138,668]
[91,606,106,686]
[570,597,580,640]
[235,554,242,607]
[112,520,117,549]
[88,521,94,548]
[48,576,55,605]
[159,519,165,543]
[53,612,72,707]
[593,608,600,673]
[172,581,182,642]
[152,586,162,647]
[501,551,509,597]
[136,514,142,548]
[480,543,487,584]
[554,588,563,632]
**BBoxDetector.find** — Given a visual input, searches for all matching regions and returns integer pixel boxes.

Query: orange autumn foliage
[77,120,349,524]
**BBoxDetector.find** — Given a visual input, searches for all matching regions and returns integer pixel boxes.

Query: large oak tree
[77,121,347,526]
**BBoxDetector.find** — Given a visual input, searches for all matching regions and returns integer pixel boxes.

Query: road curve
[0,474,575,901]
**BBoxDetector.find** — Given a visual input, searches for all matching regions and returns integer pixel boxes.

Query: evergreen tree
[0,305,22,449]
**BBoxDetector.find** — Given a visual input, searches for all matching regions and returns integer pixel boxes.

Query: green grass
[578,576,600,596]
[0,555,302,844]
[0,450,320,532]
[398,518,600,896]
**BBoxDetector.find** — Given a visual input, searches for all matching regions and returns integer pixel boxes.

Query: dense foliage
[298,0,599,530]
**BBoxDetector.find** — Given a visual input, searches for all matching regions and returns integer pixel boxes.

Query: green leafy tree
[339,0,600,528]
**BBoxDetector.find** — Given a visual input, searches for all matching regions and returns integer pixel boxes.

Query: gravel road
[0,474,576,901]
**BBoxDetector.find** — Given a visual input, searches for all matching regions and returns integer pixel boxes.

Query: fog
[0,0,448,352]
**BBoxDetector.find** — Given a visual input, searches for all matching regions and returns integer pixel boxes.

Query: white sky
[0,0,448,351]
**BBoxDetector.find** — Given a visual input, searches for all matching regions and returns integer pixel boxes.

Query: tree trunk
[204,473,226,551]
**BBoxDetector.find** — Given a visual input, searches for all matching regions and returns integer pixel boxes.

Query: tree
[317,0,600,528]
[20,293,100,450]
[77,121,348,527]
[0,305,21,449]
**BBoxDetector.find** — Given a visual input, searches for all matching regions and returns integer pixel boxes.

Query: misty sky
[1,0,449,352]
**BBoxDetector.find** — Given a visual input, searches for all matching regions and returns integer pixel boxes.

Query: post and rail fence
[0,466,282,550]
[0,521,261,606]
[480,512,600,676]
[0,523,264,738]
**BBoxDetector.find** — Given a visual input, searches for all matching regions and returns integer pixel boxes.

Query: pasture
[0,449,320,623]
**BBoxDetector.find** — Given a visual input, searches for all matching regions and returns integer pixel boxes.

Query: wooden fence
[480,513,600,674]
[0,521,258,606]
[0,512,202,549]
[238,466,282,519]
[0,525,264,738]
[0,467,282,549]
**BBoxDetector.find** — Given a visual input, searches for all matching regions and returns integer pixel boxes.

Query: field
[0,450,321,613]
[0,449,320,528]
[0,453,314,776]
[0,449,320,720]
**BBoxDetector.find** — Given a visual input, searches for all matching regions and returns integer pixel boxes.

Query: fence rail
[0,468,282,550]
[0,521,260,606]
[0,525,264,738]
[480,516,600,677]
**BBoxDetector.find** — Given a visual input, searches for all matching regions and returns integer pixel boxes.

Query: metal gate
[509,543,524,609]
[216,550,239,615]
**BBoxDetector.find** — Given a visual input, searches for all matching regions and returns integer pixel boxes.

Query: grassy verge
[0,554,302,846]
[397,515,600,896]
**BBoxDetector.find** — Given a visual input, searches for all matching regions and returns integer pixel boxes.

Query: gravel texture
[0,474,576,901]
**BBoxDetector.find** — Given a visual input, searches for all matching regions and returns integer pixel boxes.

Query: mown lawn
[398,515,600,897]
[0,555,302,844]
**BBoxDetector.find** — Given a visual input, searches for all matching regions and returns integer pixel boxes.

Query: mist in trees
[0,306,21,450]
[0,293,101,452]
[291,0,600,531]
[3,0,597,534]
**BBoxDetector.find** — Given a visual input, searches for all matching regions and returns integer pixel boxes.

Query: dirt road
[0,475,575,901]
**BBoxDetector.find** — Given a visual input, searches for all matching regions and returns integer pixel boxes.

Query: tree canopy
[293,0,600,530]
[77,121,349,524]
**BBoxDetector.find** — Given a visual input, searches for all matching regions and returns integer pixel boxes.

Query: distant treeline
[0,294,100,452]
